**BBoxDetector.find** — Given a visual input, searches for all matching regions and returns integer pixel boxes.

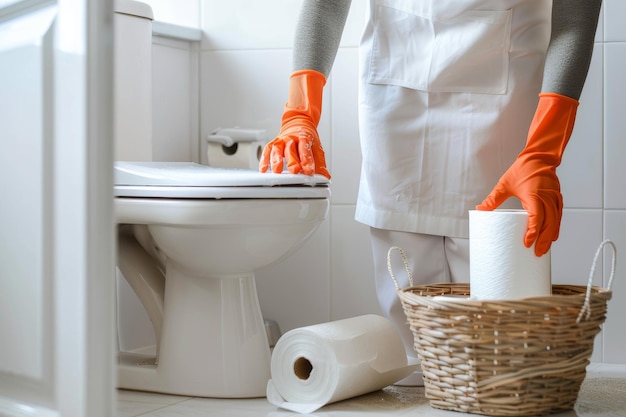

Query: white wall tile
[255,217,331,333]
[330,48,361,205]
[603,211,626,363]
[201,0,366,50]
[329,206,382,320]
[551,209,604,362]
[340,0,368,47]
[200,50,288,137]
[552,210,604,285]
[604,43,626,209]
[559,44,603,209]
[200,0,303,51]
[605,0,626,42]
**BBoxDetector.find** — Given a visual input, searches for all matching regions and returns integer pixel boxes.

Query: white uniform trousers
[370,227,469,384]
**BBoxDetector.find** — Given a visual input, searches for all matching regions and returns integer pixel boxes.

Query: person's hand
[259,70,331,179]
[477,149,564,256]
[476,93,579,256]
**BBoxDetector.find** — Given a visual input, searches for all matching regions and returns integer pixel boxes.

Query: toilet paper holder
[202,127,268,168]
[207,127,267,147]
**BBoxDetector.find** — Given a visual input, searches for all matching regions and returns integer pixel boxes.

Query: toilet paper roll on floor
[267,314,418,414]
[469,209,552,300]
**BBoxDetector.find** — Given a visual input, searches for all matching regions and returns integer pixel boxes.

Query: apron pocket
[368,3,512,94]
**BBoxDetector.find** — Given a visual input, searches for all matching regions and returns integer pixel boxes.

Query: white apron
[355,0,552,238]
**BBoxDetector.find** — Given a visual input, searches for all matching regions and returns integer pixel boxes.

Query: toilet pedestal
[114,182,330,399]
[118,264,270,398]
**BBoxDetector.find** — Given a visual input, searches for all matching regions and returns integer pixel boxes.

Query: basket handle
[577,239,617,323]
[387,246,414,290]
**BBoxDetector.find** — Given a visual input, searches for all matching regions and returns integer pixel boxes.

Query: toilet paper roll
[266,314,418,414]
[206,141,264,169]
[469,209,551,300]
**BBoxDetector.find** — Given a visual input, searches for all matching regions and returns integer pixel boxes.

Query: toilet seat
[114,161,330,199]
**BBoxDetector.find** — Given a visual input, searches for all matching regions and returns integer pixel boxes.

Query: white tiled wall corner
[604,43,626,209]
[558,43,603,209]
[602,211,626,363]
[329,206,382,320]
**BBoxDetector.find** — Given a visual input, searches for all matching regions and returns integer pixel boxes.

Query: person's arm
[293,0,352,76]
[259,0,352,178]
[542,0,602,99]
[477,0,602,256]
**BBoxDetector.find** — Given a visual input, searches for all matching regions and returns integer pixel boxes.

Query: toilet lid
[114,161,330,199]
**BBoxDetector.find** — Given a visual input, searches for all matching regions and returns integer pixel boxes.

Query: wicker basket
[388,240,616,417]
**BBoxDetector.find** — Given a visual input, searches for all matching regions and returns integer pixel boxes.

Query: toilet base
[118,351,270,398]
[117,267,271,398]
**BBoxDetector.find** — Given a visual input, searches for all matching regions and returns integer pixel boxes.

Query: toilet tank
[114,0,154,161]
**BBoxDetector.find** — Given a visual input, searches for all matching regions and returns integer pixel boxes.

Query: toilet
[113,1,330,398]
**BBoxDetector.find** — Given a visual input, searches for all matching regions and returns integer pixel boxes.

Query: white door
[0,0,115,416]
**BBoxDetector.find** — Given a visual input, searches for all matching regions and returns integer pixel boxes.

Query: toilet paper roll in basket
[266,314,419,414]
[469,209,552,300]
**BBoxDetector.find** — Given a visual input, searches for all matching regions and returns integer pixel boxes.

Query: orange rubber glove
[259,70,331,179]
[476,93,579,256]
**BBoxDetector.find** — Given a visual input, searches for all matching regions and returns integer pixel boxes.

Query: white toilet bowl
[114,161,330,398]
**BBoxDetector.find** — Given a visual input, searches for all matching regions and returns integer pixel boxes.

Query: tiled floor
[117,363,626,417]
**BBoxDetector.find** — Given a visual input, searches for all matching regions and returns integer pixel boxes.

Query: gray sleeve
[292,0,352,77]
[541,0,602,100]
